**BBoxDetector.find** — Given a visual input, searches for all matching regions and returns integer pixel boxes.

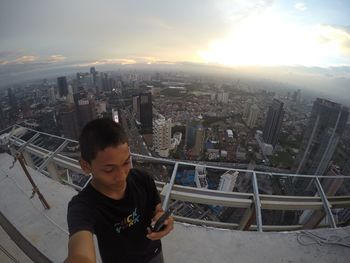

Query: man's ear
[79,159,92,175]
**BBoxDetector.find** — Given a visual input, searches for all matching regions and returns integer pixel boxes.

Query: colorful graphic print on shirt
[114,208,140,234]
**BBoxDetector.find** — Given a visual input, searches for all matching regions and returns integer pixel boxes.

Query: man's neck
[91,180,127,200]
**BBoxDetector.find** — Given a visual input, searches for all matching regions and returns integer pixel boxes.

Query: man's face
[81,143,132,189]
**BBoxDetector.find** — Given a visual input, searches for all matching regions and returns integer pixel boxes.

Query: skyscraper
[57,77,68,98]
[77,97,96,130]
[90,67,98,87]
[299,164,344,228]
[0,104,7,130]
[294,98,349,176]
[139,93,153,134]
[192,125,205,157]
[185,120,198,150]
[247,104,259,128]
[132,95,140,122]
[263,99,285,147]
[58,103,80,140]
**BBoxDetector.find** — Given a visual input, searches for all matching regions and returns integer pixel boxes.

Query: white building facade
[153,118,172,157]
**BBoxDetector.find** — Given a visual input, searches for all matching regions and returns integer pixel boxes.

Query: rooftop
[1,125,350,262]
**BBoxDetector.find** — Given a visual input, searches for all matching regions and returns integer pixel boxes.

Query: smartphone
[151,207,173,232]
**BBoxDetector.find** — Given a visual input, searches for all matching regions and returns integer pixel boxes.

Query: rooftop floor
[0,153,349,263]
[0,224,33,263]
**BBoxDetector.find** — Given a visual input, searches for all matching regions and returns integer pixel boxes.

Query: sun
[198,12,341,67]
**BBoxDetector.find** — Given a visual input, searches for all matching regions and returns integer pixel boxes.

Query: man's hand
[146,205,174,240]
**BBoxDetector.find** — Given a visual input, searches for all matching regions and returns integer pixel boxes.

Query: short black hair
[79,118,128,163]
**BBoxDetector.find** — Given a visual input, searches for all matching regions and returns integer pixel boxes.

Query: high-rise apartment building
[153,118,172,157]
[218,171,239,192]
[247,104,259,128]
[194,166,208,189]
[294,98,349,176]
[263,99,284,147]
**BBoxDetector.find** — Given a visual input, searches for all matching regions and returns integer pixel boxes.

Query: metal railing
[1,125,350,232]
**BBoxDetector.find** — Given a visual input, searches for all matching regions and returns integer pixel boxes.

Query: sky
[0,0,350,88]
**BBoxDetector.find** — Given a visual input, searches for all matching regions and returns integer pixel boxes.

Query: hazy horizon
[1,0,350,105]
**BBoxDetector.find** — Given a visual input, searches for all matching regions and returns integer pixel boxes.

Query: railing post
[251,171,263,232]
[314,177,337,228]
[162,162,179,210]
[37,140,69,173]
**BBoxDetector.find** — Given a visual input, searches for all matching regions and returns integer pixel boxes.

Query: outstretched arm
[64,230,96,263]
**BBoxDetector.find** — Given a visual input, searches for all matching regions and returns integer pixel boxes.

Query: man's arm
[64,230,96,263]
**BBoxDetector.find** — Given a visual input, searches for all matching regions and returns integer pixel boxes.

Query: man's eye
[103,168,114,173]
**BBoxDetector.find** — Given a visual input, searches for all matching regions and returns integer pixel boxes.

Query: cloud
[0,53,67,65]
[294,2,307,11]
[49,54,66,63]
[316,25,350,57]
[73,56,176,67]
[75,58,137,67]
[14,55,38,64]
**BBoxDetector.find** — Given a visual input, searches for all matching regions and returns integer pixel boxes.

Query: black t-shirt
[67,169,162,263]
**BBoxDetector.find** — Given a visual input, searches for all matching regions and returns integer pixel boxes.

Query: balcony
[0,125,350,262]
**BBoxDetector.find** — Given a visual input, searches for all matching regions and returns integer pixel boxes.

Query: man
[65,118,173,263]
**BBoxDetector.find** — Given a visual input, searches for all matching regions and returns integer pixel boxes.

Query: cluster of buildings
[1,68,349,183]
[1,67,350,227]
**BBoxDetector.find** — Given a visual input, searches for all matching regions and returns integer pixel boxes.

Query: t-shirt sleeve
[67,198,96,237]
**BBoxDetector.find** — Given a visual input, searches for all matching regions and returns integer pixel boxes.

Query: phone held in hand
[151,207,173,232]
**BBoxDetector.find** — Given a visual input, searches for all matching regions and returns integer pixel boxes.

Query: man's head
[79,118,128,164]
[79,118,131,191]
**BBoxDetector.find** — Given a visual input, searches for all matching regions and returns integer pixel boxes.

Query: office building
[0,105,7,130]
[132,95,140,122]
[57,77,68,98]
[293,98,348,194]
[299,164,344,228]
[263,99,284,147]
[294,98,349,176]
[185,120,198,150]
[139,93,153,134]
[58,103,80,140]
[77,97,96,130]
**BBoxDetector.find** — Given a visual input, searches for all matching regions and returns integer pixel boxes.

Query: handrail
[2,125,350,232]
